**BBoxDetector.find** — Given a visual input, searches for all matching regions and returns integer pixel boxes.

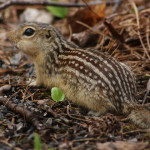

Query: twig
[0,85,43,130]
[38,101,60,118]
[142,78,150,105]
[0,85,57,140]
[0,96,44,130]
[0,139,23,150]
[0,0,112,10]
[122,129,149,135]
[104,19,125,43]
[4,89,21,106]
[0,85,11,95]
[76,20,105,37]
[67,105,92,123]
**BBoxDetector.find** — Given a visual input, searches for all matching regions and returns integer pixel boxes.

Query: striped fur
[9,23,150,128]
[58,49,136,111]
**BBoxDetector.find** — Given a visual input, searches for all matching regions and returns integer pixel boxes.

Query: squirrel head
[8,22,62,58]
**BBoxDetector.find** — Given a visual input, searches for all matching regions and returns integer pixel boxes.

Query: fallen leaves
[68,2,105,33]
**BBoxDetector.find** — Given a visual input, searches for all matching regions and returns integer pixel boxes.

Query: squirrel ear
[45,30,51,39]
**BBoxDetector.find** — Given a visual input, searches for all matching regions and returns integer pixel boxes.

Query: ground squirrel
[8,22,150,128]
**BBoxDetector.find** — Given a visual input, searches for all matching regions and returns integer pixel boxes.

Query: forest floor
[0,0,150,149]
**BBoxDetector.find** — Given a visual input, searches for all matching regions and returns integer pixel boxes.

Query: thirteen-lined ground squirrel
[8,22,150,128]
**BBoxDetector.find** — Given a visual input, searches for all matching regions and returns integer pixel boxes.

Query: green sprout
[34,133,42,150]
[46,0,68,18]
[51,87,65,102]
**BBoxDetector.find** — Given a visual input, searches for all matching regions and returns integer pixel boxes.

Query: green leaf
[51,87,65,102]
[46,0,68,18]
[34,133,42,150]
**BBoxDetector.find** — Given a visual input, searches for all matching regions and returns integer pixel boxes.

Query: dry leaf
[68,2,105,33]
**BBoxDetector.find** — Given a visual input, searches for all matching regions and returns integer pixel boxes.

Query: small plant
[34,133,42,150]
[46,0,68,18]
[51,87,65,102]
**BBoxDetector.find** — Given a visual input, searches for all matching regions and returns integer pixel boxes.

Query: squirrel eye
[23,28,35,36]
[46,30,51,39]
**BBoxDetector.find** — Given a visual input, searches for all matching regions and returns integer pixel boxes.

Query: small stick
[0,0,111,10]
[104,19,125,43]
[0,85,43,130]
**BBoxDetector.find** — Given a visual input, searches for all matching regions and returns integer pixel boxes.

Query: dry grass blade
[130,0,150,59]
[142,78,150,104]
[146,19,150,52]
[104,19,124,43]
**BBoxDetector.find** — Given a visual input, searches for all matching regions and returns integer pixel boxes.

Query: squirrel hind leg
[29,80,37,86]
[27,79,41,87]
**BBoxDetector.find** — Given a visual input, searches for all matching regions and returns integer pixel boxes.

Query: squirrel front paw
[29,80,37,86]
[27,79,37,87]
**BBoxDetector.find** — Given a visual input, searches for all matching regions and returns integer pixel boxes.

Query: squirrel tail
[126,104,150,128]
